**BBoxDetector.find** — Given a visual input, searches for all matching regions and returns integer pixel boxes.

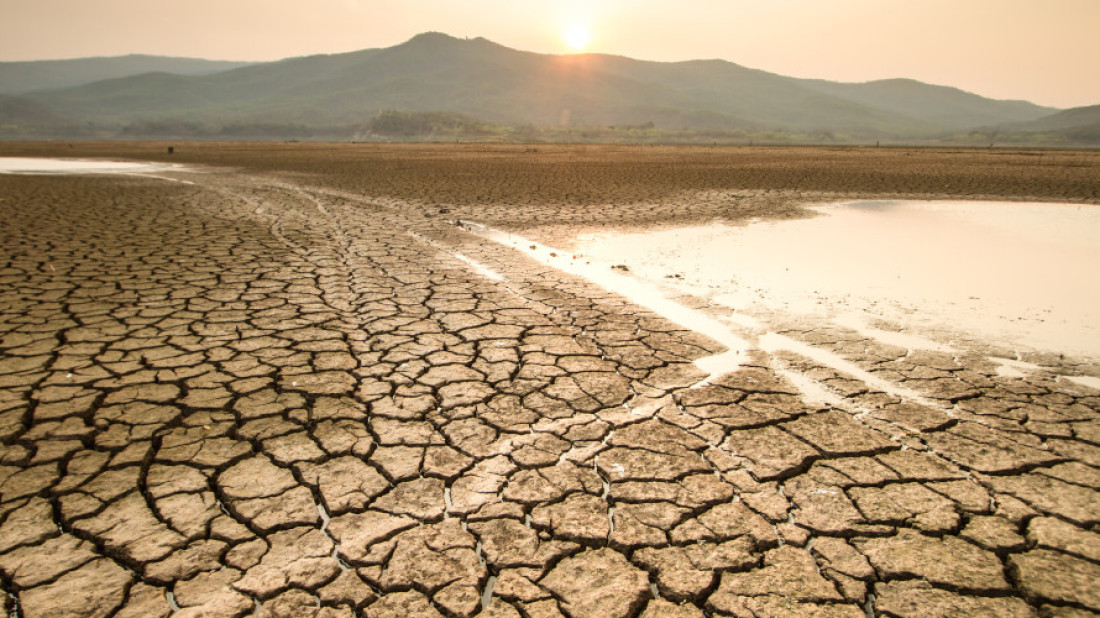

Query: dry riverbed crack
[1,147,1098,617]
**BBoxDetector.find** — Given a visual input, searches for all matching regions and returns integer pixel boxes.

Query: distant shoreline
[1,141,1096,210]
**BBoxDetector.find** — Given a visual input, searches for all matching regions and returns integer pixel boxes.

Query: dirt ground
[0,143,1098,617]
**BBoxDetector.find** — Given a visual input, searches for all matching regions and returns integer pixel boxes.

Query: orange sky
[2,0,1098,109]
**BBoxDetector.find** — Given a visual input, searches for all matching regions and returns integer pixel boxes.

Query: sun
[562,23,593,53]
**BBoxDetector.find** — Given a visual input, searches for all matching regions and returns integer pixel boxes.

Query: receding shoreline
[2,141,1097,205]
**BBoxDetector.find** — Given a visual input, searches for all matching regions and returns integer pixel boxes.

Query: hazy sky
[3,0,1098,108]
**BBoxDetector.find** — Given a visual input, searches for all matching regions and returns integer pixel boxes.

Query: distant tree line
[2,107,1097,147]
[365,110,490,137]
[116,119,315,139]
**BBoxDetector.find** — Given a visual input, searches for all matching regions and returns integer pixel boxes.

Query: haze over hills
[1004,104,1100,135]
[0,55,254,95]
[1000,105,1100,144]
[1,32,1096,144]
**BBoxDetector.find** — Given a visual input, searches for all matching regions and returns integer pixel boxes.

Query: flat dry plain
[0,142,1098,618]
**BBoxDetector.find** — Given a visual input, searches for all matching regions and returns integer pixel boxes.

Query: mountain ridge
[4,32,1095,144]
[0,54,254,95]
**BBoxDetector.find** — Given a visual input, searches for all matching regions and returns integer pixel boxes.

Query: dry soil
[0,142,1098,617]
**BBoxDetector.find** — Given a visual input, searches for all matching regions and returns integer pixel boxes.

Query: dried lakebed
[0,159,1098,618]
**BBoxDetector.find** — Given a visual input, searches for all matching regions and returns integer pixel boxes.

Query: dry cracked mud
[1,143,1099,617]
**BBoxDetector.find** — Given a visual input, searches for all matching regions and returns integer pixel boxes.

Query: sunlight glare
[562,23,592,53]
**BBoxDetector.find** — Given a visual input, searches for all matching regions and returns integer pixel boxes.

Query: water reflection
[575,200,1100,359]
[0,157,181,175]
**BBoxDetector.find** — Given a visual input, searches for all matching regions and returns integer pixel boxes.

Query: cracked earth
[1,145,1099,617]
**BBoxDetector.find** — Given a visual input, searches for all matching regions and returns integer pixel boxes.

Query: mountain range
[0,55,253,96]
[1,32,1097,144]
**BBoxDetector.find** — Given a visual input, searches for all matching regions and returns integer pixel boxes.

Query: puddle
[832,313,956,353]
[452,252,505,282]
[758,331,945,409]
[1063,375,1100,391]
[461,221,754,380]
[573,201,1100,360]
[469,203,1098,403]
[990,357,1044,378]
[0,157,185,176]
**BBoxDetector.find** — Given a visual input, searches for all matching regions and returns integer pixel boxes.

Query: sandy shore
[1,143,1098,617]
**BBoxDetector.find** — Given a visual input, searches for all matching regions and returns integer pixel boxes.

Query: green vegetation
[366,111,491,138]
[3,109,1097,147]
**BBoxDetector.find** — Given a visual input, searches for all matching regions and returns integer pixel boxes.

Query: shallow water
[574,200,1100,359]
[462,221,753,383]
[0,157,182,175]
